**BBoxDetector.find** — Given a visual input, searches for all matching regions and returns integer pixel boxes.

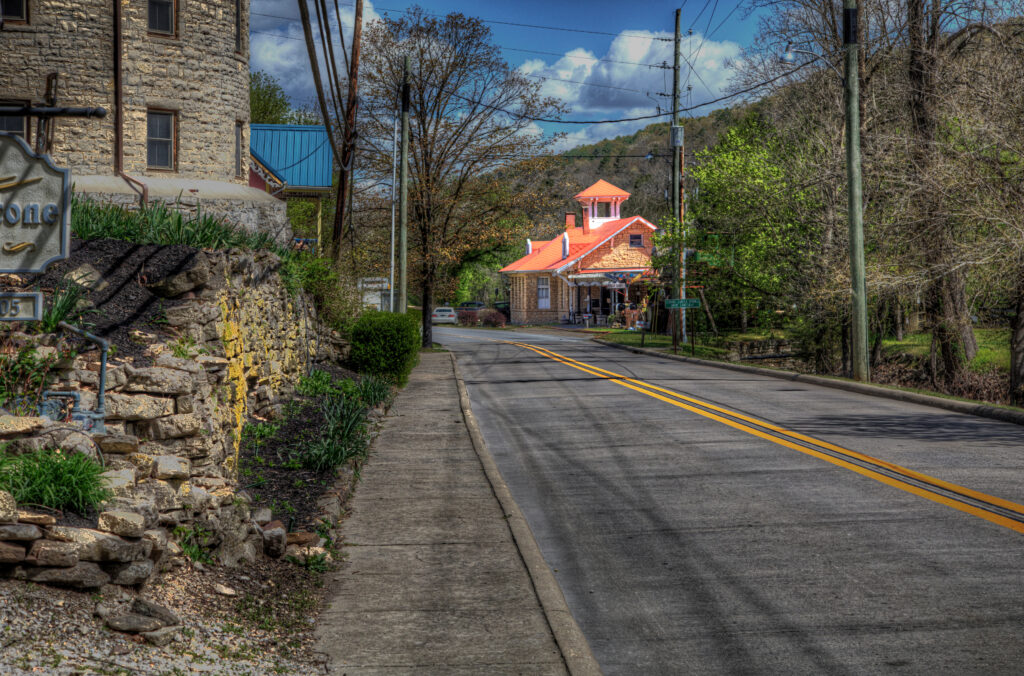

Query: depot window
[629,234,644,248]
[147,110,176,170]
[0,0,27,22]
[0,100,28,141]
[537,276,550,310]
[148,0,176,36]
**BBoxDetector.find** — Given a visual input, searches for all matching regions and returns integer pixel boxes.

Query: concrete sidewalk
[315,352,589,675]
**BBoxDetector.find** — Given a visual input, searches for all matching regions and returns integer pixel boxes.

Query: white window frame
[537,276,550,310]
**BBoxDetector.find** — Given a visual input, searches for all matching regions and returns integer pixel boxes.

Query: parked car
[431,306,457,324]
[493,301,510,320]
[457,301,486,311]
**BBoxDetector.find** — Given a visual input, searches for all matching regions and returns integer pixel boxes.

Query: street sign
[665,298,701,309]
[0,292,42,321]
[0,133,71,274]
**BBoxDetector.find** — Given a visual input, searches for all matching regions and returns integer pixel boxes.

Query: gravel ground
[0,556,334,675]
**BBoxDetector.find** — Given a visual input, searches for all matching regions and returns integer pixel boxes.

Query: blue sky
[250,1,763,149]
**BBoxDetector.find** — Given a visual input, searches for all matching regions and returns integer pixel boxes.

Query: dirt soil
[6,238,200,363]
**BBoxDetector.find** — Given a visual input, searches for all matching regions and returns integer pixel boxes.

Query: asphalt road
[435,326,1024,676]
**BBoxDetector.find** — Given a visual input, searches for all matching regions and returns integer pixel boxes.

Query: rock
[25,540,78,567]
[142,625,181,647]
[147,414,202,440]
[196,355,229,369]
[175,395,195,414]
[106,559,155,585]
[123,366,193,395]
[106,613,163,633]
[101,468,136,496]
[64,263,108,291]
[149,480,183,511]
[93,433,140,454]
[25,561,110,589]
[127,453,156,477]
[17,511,56,526]
[142,529,169,559]
[148,258,210,298]
[0,541,26,563]
[179,484,211,511]
[0,490,15,524]
[104,393,175,421]
[212,583,237,597]
[0,523,42,541]
[47,526,152,563]
[94,599,129,620]
[261,523,287,558]
[152,455,190,480]
[132,597,182,626]
[252,508,272,526]
[154,353,204,374]
[0,415,52,436]
[286,531,317,547]
[104,498,159,530]
[98,511,146,538]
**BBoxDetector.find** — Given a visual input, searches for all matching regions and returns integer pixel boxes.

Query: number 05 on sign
[0,293,43,321]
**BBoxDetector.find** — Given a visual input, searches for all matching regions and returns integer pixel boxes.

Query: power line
[522,72,660,96]
[499,46,669,70]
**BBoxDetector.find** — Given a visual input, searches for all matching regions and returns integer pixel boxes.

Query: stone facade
[1,0,250,183]
[0,249,349,587]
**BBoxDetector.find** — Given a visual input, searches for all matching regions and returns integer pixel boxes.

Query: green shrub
[0,345,59,415]
[279,250,360,332]
[300,394,368,472]
[296,369,338,397]
[0,449,111,514]
[173,524,215,564]
[349,311,420,386]
[357,374,393,409]
[39,280,93,333]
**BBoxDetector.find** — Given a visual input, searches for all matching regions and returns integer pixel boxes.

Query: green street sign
[665,298,701,309]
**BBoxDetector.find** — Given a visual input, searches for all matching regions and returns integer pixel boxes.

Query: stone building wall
[509,273,567,325]
[581,222,654,270]
[0,249,348,588]
[0,0,249,183]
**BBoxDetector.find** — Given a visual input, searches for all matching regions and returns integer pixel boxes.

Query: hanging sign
[0,133,71,274]
[666,298,701,310]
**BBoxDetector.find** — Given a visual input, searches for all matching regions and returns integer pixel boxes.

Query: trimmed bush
[0,449,111,514]
[479,309,507,328]
[349,311,420,386]
[457,310,478,326]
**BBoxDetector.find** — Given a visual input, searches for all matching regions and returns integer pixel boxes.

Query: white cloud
[520,29,742,149]
[249,0,381,105]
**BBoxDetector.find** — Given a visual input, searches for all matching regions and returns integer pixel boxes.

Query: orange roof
[574,179,630,200]
[500,217,654,273]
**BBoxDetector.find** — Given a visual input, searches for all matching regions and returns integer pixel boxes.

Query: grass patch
[0,449,111,513]
[172,524,215,564]
[883,328,1010,373]
[72,196,275,250]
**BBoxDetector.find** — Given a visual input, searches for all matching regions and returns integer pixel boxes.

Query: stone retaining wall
[0,248,347,588]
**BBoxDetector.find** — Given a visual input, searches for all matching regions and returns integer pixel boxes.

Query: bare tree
[358,9,566,346]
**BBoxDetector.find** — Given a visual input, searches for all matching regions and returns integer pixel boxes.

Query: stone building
[501,180,657,325]
[0,0,289,241]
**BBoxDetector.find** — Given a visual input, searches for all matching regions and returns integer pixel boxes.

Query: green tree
[250,71,293,124]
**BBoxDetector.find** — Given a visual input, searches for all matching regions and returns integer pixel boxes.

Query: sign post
[665,298,701,310]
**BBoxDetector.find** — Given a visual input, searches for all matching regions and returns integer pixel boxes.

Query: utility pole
[845,0,869,381]
[388,113,397,312]
[671,8,682,353]
[397,56,410,315]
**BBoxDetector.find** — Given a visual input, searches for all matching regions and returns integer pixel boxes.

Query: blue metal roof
[249,124,333,191]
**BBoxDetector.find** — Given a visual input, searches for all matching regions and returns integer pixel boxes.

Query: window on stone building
[537,276,550,310]
[148,0,175,35]
[596,202,610,218]
[629,234,644,248]
[0,100,29,142]
[0,0,27,22]
[147,110,175,170]
[235,0,242,52]
[235,122,243,177]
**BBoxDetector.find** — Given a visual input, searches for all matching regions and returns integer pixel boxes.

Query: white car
[431,306,457,324]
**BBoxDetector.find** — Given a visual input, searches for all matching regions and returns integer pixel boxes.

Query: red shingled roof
[574,179,630,200]
[500,217,653,273]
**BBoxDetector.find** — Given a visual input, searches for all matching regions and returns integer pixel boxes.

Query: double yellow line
[507,339,1024,535]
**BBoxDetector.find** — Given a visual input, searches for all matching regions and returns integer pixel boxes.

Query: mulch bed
[6,237,200,363]
[239,364,363,533]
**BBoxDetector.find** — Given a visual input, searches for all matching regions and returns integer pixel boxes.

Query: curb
[450,353,603,676]
[593,338,1024,428]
